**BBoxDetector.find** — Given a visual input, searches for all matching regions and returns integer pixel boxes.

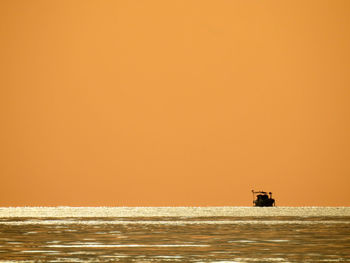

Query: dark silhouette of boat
[252,190,275,207]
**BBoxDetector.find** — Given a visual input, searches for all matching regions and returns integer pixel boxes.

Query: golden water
[0,207,349,262]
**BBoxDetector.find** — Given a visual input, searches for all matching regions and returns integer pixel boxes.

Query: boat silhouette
[252,190,275,207]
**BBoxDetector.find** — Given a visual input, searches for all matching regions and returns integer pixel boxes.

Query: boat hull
[254,198,275,207]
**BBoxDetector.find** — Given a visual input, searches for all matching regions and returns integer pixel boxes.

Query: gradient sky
[1,0,350,206]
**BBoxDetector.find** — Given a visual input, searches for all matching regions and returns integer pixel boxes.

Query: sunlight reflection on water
[0,207,349,262]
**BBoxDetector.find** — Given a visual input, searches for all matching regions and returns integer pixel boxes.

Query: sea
[0,207,349,262]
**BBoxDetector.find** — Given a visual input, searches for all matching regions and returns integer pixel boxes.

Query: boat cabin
[252,190,275,207]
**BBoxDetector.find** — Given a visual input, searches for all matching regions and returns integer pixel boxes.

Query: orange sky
[1,0,350,206]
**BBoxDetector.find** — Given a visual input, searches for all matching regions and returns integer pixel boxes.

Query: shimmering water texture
[0,207,349,262]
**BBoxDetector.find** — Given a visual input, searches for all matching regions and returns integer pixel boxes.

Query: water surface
[0,207,349,262]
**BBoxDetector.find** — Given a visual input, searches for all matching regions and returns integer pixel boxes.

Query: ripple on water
[228,240,257,243]
[230,258,288,262]
[1,219,350,226]
[47,244,210,248]
[20,250,59,253]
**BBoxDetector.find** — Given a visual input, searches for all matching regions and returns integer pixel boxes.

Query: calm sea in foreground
[0,207,349,262]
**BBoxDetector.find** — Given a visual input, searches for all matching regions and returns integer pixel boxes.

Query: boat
[252,190,275,207]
